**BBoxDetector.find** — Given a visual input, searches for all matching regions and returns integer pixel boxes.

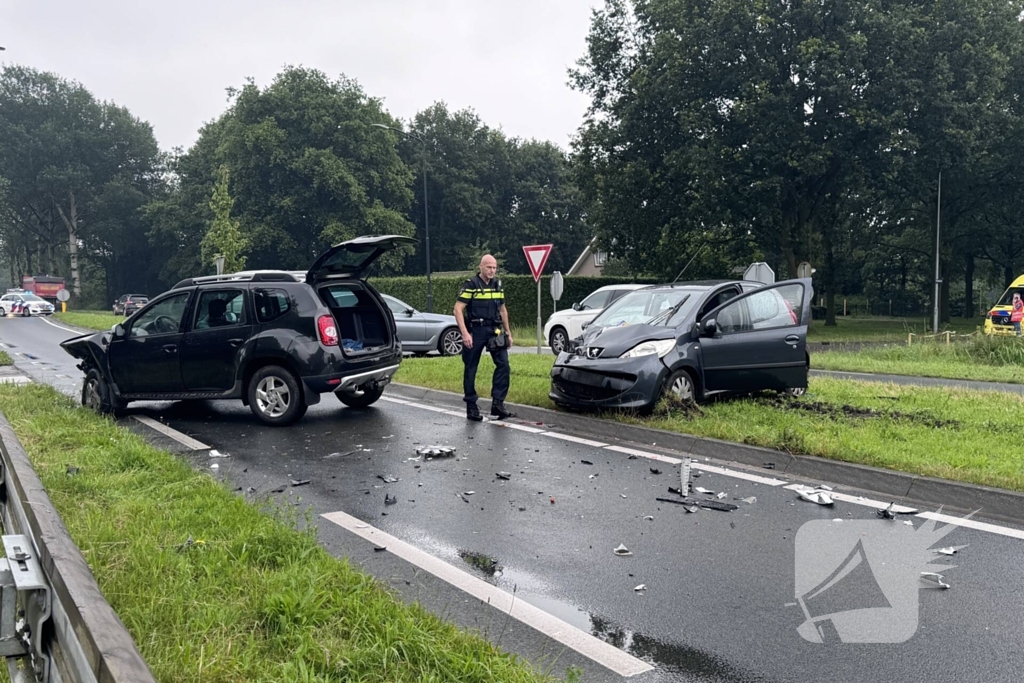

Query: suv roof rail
[171,271,300,289]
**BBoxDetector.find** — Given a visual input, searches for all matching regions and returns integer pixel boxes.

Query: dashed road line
[132,415,209,451]
[321,509,654,678]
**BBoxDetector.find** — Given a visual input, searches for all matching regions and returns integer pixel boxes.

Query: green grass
[0,384,568,683]
[0,351,11,366]
[396,354,1024,491]
[55,310,121,331]
[807,316,983,342]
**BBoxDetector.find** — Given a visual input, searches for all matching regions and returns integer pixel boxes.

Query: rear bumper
[549,353,668,410]
[304,362,400,394]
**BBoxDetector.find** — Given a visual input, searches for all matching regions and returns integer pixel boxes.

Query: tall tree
[200,166,248,274]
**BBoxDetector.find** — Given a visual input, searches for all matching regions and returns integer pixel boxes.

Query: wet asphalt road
[4,316,1024,682]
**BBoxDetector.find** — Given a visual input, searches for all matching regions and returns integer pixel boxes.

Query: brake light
[317,315,339,346]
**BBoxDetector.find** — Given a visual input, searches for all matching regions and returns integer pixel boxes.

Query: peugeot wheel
[440,328,463,356]
[549,327,569,355]
[664,369,696,403]
[248,365,307,426]
[788,387,807,397]
[336,384,385,409]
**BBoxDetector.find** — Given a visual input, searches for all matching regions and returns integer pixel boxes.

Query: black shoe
[490,400,516,419]
[467,403,483,421]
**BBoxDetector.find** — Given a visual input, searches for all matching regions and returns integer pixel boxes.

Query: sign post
[56,288,71,313]
[550,271,564,314]
[523,244,553,354]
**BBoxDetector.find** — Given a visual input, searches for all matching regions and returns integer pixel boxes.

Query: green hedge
[372,274,658,324]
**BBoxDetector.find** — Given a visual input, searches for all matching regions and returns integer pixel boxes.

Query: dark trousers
[462,327,510,404]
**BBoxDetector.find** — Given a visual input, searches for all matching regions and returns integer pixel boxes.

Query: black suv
[62,235,412,425]
[113,294,149,316]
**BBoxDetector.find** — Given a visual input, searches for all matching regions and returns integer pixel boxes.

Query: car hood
[576,323,676,358]
[60,330,111,368]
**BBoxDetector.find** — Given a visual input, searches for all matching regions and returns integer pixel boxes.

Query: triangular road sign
[523,244,553,282]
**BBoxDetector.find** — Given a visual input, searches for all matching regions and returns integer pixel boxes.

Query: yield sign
[522,244,553,282]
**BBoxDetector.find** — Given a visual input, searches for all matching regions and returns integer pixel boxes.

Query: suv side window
[254,289,290,323]
[195,290,247,329]
[129,293,191,338]
[580,290,611,310]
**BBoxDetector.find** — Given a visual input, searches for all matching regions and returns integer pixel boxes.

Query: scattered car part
[416,445,456,458]
[934,545,969,556]
[656,497,738,512]
[495,472,512,480]
[920,572,951,589]
[795,487,834,506]
[614,544,632,556]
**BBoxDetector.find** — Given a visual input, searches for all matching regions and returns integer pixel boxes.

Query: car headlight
[619,339,675,359]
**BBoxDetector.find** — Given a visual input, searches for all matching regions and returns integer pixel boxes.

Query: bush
[372,274,658,324]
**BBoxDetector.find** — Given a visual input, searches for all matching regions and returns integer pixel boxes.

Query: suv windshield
[590,288,703,328]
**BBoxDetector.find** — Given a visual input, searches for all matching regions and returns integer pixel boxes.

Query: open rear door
[306,235,418,285]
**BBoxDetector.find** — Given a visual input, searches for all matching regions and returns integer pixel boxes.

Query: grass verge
[396,354,1024,491]
[807,316,982,342]
[0,351,11,366]
[54,310,120,331]
[0,384,565,683]
[814,335,1024,384]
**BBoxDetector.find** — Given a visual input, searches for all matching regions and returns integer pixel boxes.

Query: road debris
[695,487,714,494]
[377,475,399,483]
[679,458,691,495]
[794,487,834,506]
[495,472,512,480]
[208,449,230,458]
[550,496,556,504]
[323,451,356,459]
[763,462,776,470]
[290,479,310,487]
[633,584,646,592]
[876,502,920,519]
[684,505,699,513]
[650,467,661,475]
[464,491,475,496]
[65,466,80,476]
[920,572,950,589]
[384,493,397,505]
[373,546,387,552]
[656,497,738,512]
[738,497,757,505]
[210,463,219,470]
[614,544,632,556]
[580,459,594,465]
[933,545,969,556]
[643,515,654,521]
[716,492,728,500]
[416,445,456,458]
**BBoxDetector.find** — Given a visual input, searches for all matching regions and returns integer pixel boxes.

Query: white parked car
[543,284,648,354]
[0,292,56,317]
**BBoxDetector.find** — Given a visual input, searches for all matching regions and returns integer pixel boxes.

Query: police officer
[454,254,515,421]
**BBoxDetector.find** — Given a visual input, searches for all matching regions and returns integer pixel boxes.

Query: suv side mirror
[701,318,717,337]
[572,302,581,311]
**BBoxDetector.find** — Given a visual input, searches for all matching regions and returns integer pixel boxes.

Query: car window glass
[195,290,247,329]
[129,293,190,338]
[580,290,611,310]
[716,284,803,333]
[384,297,410,314]
[323,287,361,308]
[591,288,703,328]
[254,289,290,322]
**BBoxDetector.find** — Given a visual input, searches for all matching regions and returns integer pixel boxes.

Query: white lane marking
[694,462,788,486]
[380,396,413,405]
[132,415,209,451]
[37,316,86,336]
[0,376,31,385]
[493,422,547,434]
[543,432,608,448]
[321,510,654,677]
[783,484,917,513]
[603,445,682,465]
[917,511,1024,541]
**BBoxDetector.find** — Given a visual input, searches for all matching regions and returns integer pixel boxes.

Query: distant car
[549,279,811,413]
[543,284,648,354]
[62,235,414,426]
[0,292,55,317]
[984,274,1024,335]
[113,294,149,316]
[382,295,463,356]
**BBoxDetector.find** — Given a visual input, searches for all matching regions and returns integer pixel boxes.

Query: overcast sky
[1,1,598,152]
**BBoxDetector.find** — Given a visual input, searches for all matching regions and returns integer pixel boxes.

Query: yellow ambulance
[984,274,1024,335]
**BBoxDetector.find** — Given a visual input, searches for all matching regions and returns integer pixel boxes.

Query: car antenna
[672,242,708,284]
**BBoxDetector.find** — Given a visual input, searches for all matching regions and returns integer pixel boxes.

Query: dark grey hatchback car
[62,235,414,426]
[549,279,812,412]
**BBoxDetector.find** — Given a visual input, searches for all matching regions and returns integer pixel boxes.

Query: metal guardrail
[0,414,157,683]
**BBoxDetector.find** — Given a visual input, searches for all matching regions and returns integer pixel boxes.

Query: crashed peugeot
[549,279,812,413]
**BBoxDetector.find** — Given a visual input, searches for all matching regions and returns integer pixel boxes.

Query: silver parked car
[382,294,463,356]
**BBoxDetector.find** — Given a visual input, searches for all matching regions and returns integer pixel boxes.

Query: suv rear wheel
[336,384,385,409]
[248,366,307,426]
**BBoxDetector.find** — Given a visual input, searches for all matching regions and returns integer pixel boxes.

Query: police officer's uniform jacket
[457,275,510,404]
[457,275,505,330]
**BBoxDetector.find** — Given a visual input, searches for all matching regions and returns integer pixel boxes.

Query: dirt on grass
[756,392,960,429]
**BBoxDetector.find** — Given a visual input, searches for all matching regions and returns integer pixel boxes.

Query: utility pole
[933,170,942,334]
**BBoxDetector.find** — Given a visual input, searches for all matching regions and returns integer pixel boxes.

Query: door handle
[162,344,178,354]
[227,338,244,348]
[785,335,801,344]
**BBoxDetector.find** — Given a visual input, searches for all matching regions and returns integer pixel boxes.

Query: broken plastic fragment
[633,584,646,591]
[716,492,728,500]
[933,545,968,556]
[817,484,834,491]
[684,505,699,513]
[650,467,661,475]
[208,449,230,458]
[795,488,834,506]
[920,572,950,589]
[643,515,654,521]
[580,459,593,465]
[416,445,456,458]
[679,458,691,496]
[695,487,714,494]
[377,475,399,483]
[614,544,632,556]
[739,496,757,505]
[290,479,311,487]
[621,494,627,499]
[763,462,776,470]
[384,493,397,505]
[496,472,512,480]
[210,463,219,470]
[464,491,475,496]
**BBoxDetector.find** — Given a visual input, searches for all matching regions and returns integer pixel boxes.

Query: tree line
[3,0,1024,324]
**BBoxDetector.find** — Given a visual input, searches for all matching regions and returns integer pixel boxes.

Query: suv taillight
[317,315,339,346]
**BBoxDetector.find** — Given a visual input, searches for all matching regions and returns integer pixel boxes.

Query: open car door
[306,235,418,285]
[696,279,812,394]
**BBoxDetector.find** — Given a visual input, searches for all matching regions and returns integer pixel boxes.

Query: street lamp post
[372,123,433,313]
